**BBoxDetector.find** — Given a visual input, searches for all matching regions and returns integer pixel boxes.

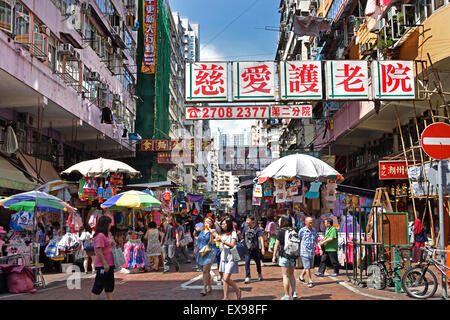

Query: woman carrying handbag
[197,217,217,296]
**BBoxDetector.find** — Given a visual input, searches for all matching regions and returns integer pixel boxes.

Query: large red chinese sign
[185,62,228,101]
[372,61,415,99]
[233,62,275,100]
[379,161,408,180]
[141,0,157,74]
[280,61,322,100]
[326,60,369,100]
[186,106,270,120]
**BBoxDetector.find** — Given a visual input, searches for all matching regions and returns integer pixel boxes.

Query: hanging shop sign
[141,139,212,151]
[141,0,158,74]
[157,152,195,164]
[232,61,276,101]
[371,61,415,100]
[186,60,417,103]
[279,61,323,100]
[378,160,408,180]
[325,60,369,100]
[271,105,312,118]
[185,62,228,102]
[186,106,270,120]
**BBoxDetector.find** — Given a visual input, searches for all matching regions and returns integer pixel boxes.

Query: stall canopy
[336,184,376,197]
[127,180,179,188]
[0,156,37,191]
[18,153,61,183]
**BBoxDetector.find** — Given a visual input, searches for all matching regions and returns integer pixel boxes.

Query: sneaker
[258,273,263,281]
[217,275,222,282]
[280,295,291,300]
[330,273,339,277]
[314,272,324,277]
[244,277,251,284]
[298,277,306,283]
[308,282,314,288]
[292,292,298,299]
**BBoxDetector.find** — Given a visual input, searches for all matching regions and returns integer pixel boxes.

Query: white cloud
[210,119,256,135]
[200,44,222,61]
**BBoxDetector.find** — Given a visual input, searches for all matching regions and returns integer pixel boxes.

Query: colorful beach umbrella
[100,190,161,210]
[0,190,76,213]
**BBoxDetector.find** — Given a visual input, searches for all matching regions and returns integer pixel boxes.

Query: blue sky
[169,0,280,137]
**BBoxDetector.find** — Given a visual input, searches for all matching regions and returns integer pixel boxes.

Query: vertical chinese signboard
[233,61,275,101]
[325,60,369,100]
[378,160,408,180]
[371,61,415,100]
[141,0,157,74]
[185,62,228,101]
[280,61,322,100]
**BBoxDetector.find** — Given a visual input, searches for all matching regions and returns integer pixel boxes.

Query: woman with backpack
[272,214,299,300]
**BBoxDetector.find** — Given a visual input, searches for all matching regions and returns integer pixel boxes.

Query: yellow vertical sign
[141,0,157,74]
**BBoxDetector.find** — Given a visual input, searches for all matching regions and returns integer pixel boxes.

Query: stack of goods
[78,174,124,203]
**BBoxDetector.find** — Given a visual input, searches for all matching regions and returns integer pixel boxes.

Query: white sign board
[371,60,415,99]
[185,62,228,102]
[233,61,275,101]
[280,61,322,100]
[325,60,369,100]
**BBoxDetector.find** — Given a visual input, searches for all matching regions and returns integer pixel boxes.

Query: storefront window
[0,0,12,32]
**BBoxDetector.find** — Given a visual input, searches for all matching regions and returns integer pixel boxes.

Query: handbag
[230,246,241,262]
[179,237,189,247]
[112,247,126,267]
[199,244,211,256]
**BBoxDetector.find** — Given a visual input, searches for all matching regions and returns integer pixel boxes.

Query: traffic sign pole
[438,160,447,300]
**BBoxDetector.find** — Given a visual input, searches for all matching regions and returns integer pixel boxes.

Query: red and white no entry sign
[421,122,450,160]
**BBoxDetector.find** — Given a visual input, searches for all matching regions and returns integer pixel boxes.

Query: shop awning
[0,156,37,191]
[18,154,61,184]
[336,184,376,197]
[127,180,179,188]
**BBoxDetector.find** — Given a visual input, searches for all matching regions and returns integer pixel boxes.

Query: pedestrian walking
[197,217,218,296]
[298,217,319,287]
[91,216,115,300]
[215,218,242,300]
[144,221,162,271]
[272,214,299,300]
[175,219,191,263]
[79,225,95,274]
[161,214,180,273]
[316,218,340,277]
[241,215,265,284]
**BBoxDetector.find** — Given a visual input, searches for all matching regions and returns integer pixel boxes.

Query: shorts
[278,256,296,267]
[301,256,314,269]
[91,266,115,295]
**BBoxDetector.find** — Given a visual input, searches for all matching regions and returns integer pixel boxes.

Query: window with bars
[47,35,58,72]
[0,0,12,33]
[14,2,29,46]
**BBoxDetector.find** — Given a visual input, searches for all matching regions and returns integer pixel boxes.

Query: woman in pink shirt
[91,216,115,300]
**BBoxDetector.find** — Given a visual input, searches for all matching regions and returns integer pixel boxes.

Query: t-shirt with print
[94,233,114,267]
[323,226,338,252]
[162,222,176,245]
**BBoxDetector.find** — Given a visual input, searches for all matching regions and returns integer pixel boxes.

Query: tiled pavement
[1,260,439,300]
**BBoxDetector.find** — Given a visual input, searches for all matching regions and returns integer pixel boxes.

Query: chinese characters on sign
[371,61,415,99]
[378,161,408,180]
[270,105,313,118]
[233,62,275,100]
[185,63,228,101]
[141,0,157,74]
[186,106,270,120]
[141,139,212,152]
[326,60,369,99]
[280,61,322,100]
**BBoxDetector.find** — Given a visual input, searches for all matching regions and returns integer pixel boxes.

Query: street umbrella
[257,154,343,184]
[0,190,76,213]
[100,190,161,210]
[61,157,140,178]
[35,180,72,193]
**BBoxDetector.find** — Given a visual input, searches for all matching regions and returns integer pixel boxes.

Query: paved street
[0,260,429,300]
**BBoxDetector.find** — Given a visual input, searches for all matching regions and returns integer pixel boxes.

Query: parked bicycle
[367,245,411,290]
[401,246,449,299]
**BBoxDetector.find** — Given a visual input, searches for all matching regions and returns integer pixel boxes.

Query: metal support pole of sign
[437,160,448,300]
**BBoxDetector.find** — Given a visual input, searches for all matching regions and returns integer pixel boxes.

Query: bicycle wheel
[402,267,438,299]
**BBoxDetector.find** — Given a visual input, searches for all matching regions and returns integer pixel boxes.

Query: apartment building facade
[0,0,137,193]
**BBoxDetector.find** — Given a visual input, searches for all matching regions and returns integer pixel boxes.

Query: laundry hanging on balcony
[293,15,331,37]
[4,123,18,154]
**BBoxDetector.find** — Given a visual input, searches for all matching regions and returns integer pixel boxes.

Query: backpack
[244,227,259,251]
[283,228,301,260]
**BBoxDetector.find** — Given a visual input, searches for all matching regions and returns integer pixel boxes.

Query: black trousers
[318,250,339,274]
[245,248,262,278]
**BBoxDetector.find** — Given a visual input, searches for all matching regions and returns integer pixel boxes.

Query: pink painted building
[0,0,137,191]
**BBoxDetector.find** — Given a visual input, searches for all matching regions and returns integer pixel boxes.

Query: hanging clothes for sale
[122,241,147,269]
[305,182,322,199]
[263,183,273,196]
[273,179,286,195]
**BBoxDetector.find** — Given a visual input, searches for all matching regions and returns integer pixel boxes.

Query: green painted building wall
[133,0,171,183]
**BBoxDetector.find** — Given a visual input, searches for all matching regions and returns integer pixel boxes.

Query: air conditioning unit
[89,71,100,81]
[113,93,121,101]
[59,43,75,55]
[73,50,81,60]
